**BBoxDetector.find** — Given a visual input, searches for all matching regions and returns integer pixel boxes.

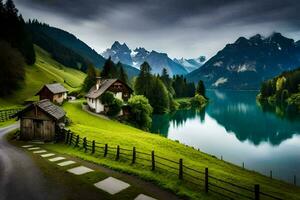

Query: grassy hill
[44,101,300,200]
[0,46,86,108]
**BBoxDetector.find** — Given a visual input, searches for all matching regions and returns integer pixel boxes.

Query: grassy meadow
[44,101,300,200]
[0,46,86,108]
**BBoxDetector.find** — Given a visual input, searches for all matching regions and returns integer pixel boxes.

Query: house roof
[85,79,132,99]
[36,83,68,95]
[14,99,66,120]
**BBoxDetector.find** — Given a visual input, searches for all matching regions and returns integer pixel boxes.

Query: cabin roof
[14,99,66,120]
[85,79,132,99]
[36,83,68,95]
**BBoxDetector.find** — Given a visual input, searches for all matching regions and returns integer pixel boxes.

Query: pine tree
[5,0,18,16]
[101,57,113,78]
[117,62,128,83]
[134,62,153,97]
[149,77,170,114]
[101,57,119,79]
[119,63,128,84]
[196,80,206,97]
[160,68,175,95]
[82,64,97,92]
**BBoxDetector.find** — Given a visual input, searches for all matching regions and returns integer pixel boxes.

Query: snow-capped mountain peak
[173,56,206,72]
[102,42,188,75]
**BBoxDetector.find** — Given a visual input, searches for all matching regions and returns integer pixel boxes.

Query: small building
[14,99,66,142]
[85,78,133,114]
[36,83,68,104]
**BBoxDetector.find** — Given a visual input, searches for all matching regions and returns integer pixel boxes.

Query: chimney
[95,77,102,90]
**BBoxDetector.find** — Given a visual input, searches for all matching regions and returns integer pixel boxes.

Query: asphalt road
[0,123,63,200]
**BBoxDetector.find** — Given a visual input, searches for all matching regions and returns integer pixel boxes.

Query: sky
[14,0,300,59]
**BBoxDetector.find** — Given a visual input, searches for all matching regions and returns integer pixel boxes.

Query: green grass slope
[0,46,86,108]
[45,101,300,200]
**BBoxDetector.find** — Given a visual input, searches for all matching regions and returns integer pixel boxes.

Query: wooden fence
[0,107,23,122]
[61,130,283,200]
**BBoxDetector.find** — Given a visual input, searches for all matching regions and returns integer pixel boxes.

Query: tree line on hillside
[0,0,35,96]
[259,68,300,101]
[258,67,300,114]
[135,62,206,114]
[27,20,92,72]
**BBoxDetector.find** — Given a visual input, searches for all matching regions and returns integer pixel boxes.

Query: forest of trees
[134,63,203,114]
[258,67,300,113]
[259,68,300,101]
[0,0,35,96]
[135,63,172,114]
[172,75,195,98]
[27,20,92,72]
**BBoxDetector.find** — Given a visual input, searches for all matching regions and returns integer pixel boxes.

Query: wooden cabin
[36,83,68,104]
[85,78,133,114]
[14,99,66,142]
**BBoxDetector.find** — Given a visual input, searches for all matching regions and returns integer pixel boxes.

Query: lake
[151,90,300,184]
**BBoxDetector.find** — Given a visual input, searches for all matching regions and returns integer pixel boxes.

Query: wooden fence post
[104,144,108,157]
[75,135,79,147]
[69,133,73,145]
[151,151,155,171]
[254,184,260,200]
[179,159,183,180]
[294,175,297,186]
[132,147,136,164]
[270,170,272,179]
[83,137,87,152]
[92,140,95,154]
[205,168,209,193]
[116,145,120,160]
[65,131,70,144]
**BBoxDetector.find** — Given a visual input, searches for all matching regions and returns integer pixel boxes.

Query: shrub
[128,95,153,130]
[107,99,122,116]
[100,92,115,105]
[287,93,300,112]
[191,94,207,108]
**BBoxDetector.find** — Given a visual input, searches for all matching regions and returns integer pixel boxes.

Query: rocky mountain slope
[186,33,300,90]
[102,41,188,75]
[173,56,206,72]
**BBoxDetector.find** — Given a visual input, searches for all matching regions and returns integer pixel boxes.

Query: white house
[85,78,133,114]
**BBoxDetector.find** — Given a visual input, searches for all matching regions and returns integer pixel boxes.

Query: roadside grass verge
[0,119,17,128]
[46,102,300,200]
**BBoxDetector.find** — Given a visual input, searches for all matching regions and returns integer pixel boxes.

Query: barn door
[21,119,34,140]
[33,120,43,140]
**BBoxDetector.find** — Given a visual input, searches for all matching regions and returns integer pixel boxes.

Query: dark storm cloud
[17,0,300,30]
[14,0,300,58]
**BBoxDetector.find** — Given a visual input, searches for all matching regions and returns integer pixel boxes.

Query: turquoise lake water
[151,90,300,184]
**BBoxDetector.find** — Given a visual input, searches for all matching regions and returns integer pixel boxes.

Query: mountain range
[27,22,139,78]
[186,33,300,90]
[27,23,300,90]
[102,41,189,76]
